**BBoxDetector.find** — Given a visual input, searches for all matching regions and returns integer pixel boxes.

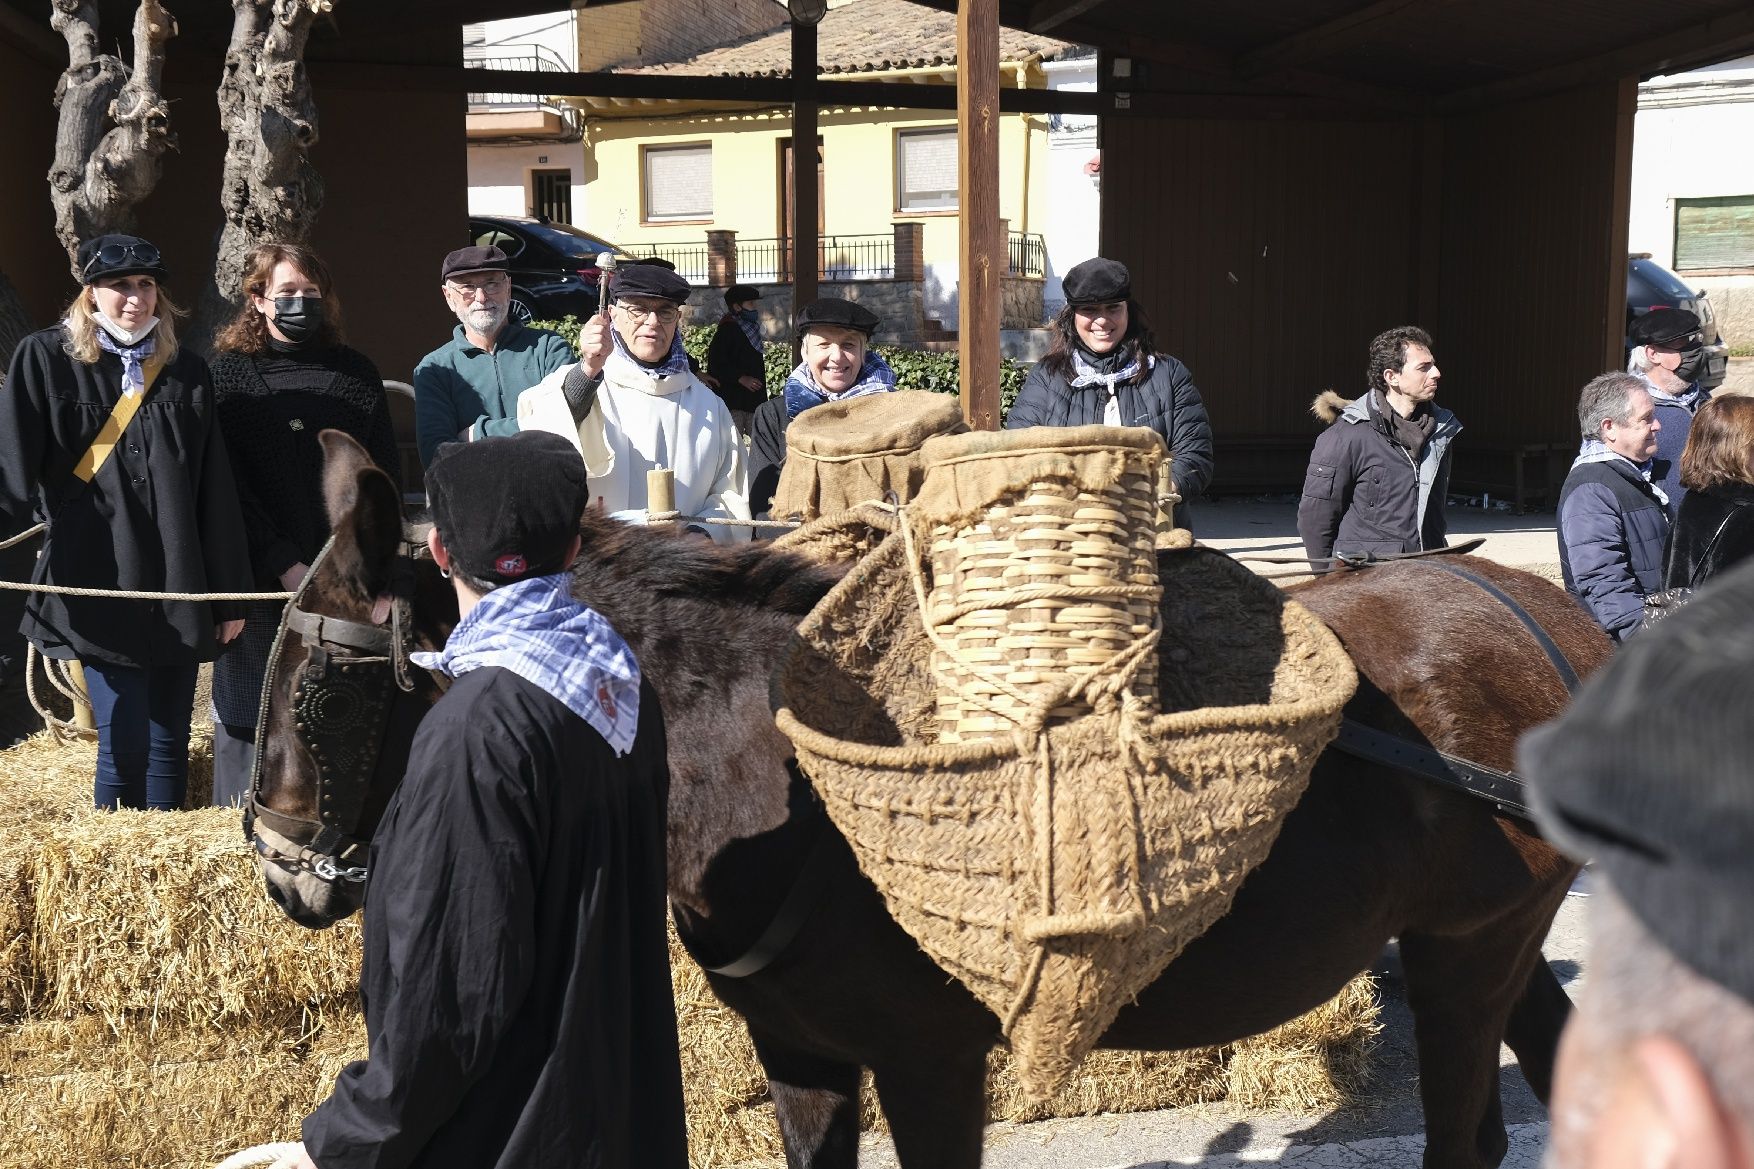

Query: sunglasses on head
[83,241,161,281]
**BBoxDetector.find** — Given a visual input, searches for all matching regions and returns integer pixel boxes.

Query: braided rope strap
[213,1143,304,1169]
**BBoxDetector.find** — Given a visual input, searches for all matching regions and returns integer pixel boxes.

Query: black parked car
[467,215,628,324]
[1627,254,1729,391]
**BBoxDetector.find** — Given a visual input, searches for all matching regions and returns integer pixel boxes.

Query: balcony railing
[735,235,896,283]
[1007,231,1047,278]
[465,48,580,137]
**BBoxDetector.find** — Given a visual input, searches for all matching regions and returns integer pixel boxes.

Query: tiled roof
[627,0,1080,77]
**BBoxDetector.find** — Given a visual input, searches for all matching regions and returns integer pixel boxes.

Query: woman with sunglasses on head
[0,234,252,811]
[207,242,401,806]
[1006,257,1214,531]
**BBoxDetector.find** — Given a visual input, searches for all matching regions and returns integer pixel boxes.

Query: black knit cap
[427,431,589,586]
[78,233,169,285]
[1061,257,1131,306]
[612,261,691,304]
[1520,555,1754,1004]
[725,283,760,304]
[441,245,509,282]
[795,296,880,338]
[1629,307,1704,349]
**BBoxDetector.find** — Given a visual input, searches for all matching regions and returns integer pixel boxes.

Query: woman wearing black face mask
[209,241,401,806]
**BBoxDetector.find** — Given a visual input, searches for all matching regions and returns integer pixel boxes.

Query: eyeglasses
[614,302,681,325]
[82,241,160,281]
[446,277,507,300]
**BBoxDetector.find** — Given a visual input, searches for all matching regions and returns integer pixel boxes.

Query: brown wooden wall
[1101,80,1633,495]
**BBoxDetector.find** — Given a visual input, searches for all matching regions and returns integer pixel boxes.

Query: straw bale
[0,1008,363,1169]
[28,807,361,1030]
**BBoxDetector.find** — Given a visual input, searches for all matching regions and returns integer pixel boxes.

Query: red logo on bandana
[495,553,527,577]
[596,683,618,720]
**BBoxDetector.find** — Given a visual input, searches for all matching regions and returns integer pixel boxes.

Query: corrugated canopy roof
[627,0,1081,78]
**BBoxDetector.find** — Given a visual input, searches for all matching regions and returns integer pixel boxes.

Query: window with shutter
[1675,195,1754,271]
[897,128,958,213]
[643,144,713,223]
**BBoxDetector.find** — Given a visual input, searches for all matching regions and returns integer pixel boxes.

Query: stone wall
[1692,274,1754,350]
[683,280,928,345]
[578,0,788,71]
[1003,277,1046,330]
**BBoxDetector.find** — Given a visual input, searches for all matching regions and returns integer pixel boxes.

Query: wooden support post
[67,659,94,731]
[647,467,677,518]
[791,18,820,347]
[958,0,1002,430]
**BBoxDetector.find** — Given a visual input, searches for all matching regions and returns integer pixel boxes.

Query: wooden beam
[1235,0,1449,79]
[792,20,819,322]
[959,0,1002,431]
[1437,6,1754,113]
[1602,77,1637,373]
[1025,0,1108,35]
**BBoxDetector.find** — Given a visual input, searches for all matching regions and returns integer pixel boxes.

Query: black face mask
[272,296,325,345]
[1674,346,1707,386]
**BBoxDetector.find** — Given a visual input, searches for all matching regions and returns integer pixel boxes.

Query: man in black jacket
[276,430,686,1169]
[1297,326,1462,561]
[706,283,767,435]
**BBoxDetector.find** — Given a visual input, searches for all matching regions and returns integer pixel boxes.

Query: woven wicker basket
[774,529,1357,1100]
[907,427,1166,742]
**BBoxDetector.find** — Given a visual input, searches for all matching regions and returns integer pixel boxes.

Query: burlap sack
[768,391,967,521]
[773,530,1356,1101]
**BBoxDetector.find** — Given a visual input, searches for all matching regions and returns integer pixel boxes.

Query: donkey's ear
[319,429,403,606]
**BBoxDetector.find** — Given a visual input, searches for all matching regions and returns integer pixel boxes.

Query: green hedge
[531,317,1029,419]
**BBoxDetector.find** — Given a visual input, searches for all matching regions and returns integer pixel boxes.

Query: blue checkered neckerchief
[1069,343,1151,390]
[92,324,157,397]
[409,573,642,755]
[605,319,692,381]
[782,350,897,418]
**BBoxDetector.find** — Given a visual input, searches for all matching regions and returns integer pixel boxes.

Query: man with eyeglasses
[1626,307,1711,517]
[520,261,750,541]
[413,245,573,466]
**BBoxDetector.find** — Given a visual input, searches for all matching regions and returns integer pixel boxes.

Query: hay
[29,806,361,1030]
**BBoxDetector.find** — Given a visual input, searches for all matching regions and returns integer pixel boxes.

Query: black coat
[303,669,687,1169]
[212,344,401,587]
[749,394,790,516]
[705,317,767,413]
[0,326,253,669]
[1004,351,1215,531]
[1297,392,1462,560]
[1663,481,1754,591]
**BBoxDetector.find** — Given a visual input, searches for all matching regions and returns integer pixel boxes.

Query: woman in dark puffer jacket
[1664,394,1754,591]
[1005,257,1213,530]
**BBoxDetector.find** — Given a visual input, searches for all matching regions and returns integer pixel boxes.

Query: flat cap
[427,430,589,586]
[795,296,880,338]
[612,261,692,304]
[78,233,169,285]
[725,283,761,304]
[442,245,509,282]
[1629,307,1704,349]
[1062,257,1131,306]
[1520,556,1754,1004]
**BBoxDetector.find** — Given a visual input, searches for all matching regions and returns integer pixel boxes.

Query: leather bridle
[244,525,435,885]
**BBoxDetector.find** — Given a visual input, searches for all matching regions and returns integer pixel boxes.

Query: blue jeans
[83,660,198,811]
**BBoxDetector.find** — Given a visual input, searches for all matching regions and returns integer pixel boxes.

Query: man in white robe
[520,262,750,542]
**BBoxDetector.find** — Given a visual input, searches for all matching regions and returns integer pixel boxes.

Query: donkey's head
[248,431,455,928]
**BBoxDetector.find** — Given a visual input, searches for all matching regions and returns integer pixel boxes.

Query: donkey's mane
[571,511,847,616]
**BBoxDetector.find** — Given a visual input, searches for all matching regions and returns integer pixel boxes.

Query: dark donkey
[254,432,1610,1169]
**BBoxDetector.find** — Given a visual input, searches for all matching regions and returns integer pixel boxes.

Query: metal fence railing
[641,241,712,284]
[1007,231,1047,278]
[734,235,895,282]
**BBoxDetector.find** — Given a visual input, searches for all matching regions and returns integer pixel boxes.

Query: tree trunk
[47,0,177,279]
[190,0,331,350]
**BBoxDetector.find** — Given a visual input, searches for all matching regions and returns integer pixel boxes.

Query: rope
[639,512,802,530]
[213,1143,304,1169]
[24,645,92,741]
[0,522,45,550]
[0,580,292,601]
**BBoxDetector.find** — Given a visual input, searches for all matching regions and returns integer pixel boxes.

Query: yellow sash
[72,354,167,484]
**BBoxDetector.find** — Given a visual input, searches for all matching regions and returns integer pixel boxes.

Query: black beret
[1061,257,1131,306]
[1521,556,1754,1004]
[611,261,691,304]
[442,245,509,282]
[427,431,589,586]
[725,284,761,304]
[1629,307,1704,349]
[795,297,880,338]
[78,233,169,285]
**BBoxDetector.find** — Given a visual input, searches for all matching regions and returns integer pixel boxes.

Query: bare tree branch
[47,0,178,279]
[193,0,331,346]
